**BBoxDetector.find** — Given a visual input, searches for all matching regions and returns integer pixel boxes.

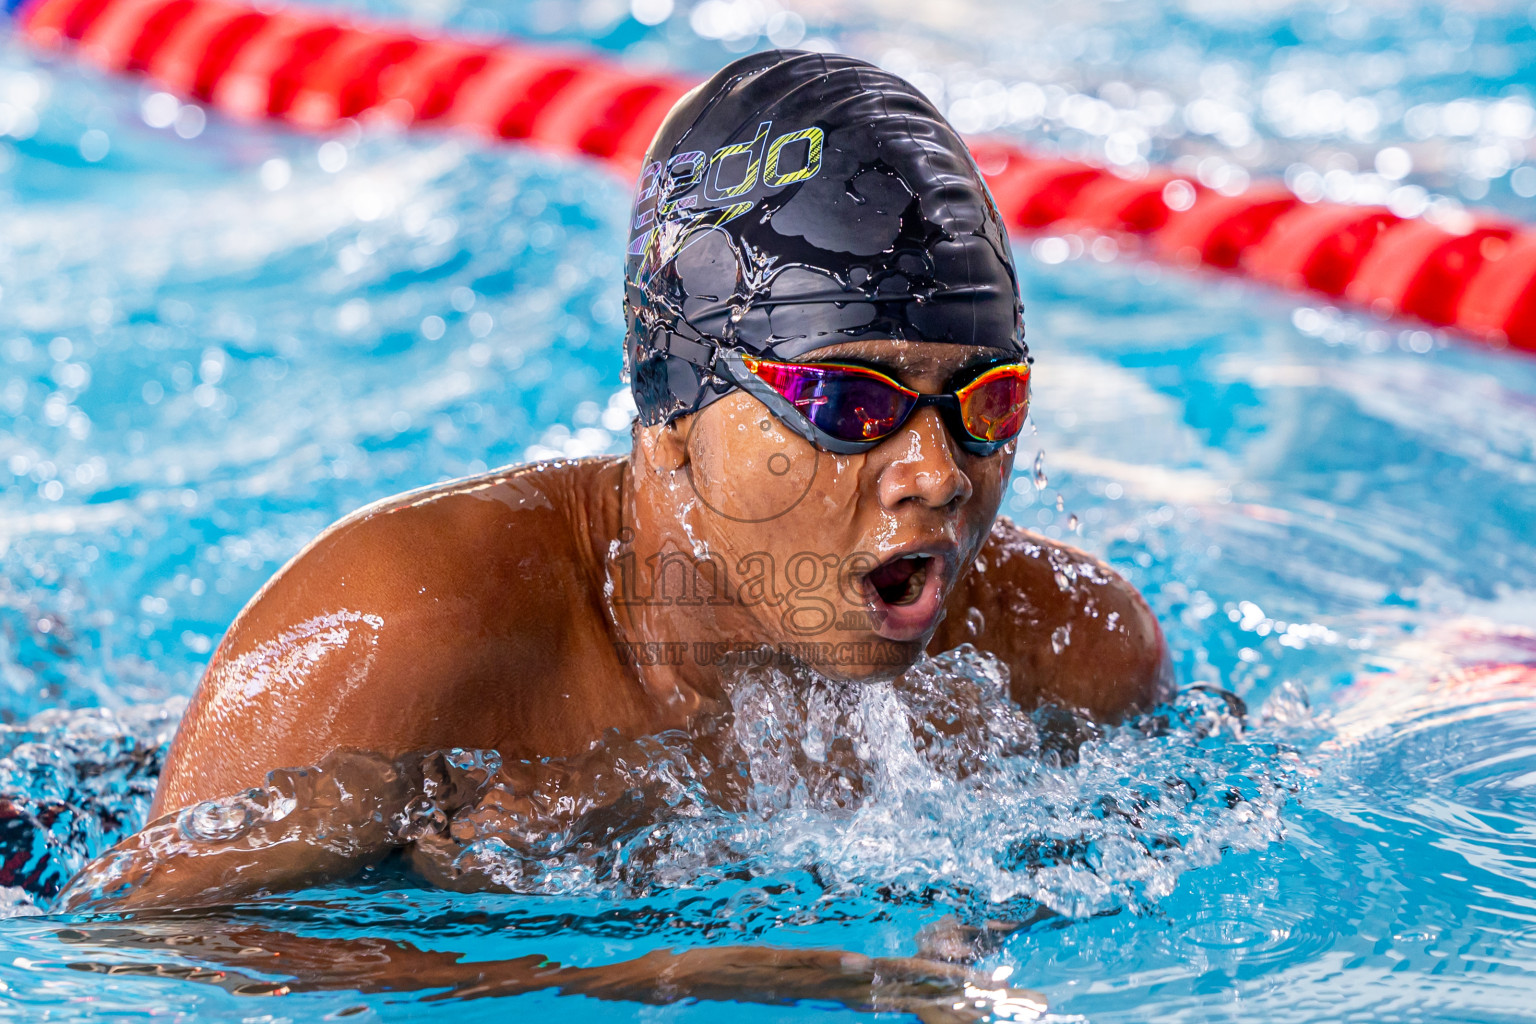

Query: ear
[634,418,691,473]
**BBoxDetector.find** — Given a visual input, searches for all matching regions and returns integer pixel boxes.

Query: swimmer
[59,50,1170,1014]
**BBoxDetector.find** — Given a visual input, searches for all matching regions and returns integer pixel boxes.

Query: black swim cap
[623,49,1027,427]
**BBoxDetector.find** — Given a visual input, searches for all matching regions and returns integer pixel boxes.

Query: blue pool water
[4,0,1536,1019]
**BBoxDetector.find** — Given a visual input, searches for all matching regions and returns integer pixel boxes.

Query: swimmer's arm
[932,517,1173,719]
[56,923,1044,1021]
[152,464,597,818]
[55,749,494,913]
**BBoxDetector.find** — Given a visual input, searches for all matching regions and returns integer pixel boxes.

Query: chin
[787,633,928,684]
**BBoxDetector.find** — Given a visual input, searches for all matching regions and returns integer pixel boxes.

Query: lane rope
[14,0,1536,354]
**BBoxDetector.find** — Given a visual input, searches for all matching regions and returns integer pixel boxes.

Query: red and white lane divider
[15,0,1536,355]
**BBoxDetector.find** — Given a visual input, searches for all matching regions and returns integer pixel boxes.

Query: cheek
[973,448,1015,502]
[687,401,822,526]
[956,450,1013,544]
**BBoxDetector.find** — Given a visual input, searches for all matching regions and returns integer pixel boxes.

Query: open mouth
[867,553,933,607]
[860,551,950,642]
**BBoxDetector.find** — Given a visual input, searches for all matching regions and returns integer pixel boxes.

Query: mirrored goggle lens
[957,365,1031,442]
[747,360,918,443]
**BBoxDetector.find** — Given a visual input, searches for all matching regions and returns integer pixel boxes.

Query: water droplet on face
[1033,451,1048,490]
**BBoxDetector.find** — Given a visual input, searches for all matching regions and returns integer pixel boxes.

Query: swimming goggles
[713,348,1031,456]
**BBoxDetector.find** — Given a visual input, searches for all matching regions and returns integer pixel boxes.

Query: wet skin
[55,915,1048,1022]
[55,339,1168,1015]
[151,340,1167,818]
[60,340,1168,1009]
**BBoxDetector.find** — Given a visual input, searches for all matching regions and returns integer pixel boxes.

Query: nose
[877,406,973,510]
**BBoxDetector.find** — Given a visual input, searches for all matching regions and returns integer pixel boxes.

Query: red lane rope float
[1157,186,1299,270]
[1246,204,1399,297]
[15,0,1536,355]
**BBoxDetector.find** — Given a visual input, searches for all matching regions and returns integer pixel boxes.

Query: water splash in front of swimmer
[67,647,1314,924]
[587,646,1310,921]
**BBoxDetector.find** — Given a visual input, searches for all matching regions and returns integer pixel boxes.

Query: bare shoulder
[932,517,1173,720]
[301,458,610,580]
[222,459,614,653]
[156,458,626,813]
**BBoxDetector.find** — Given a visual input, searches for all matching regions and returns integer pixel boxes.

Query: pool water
[4,0,1536,1019]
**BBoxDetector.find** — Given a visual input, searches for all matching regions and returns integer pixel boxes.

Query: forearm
[415,945,1046,1018]
[55,749,498,912]
[58,921,1046,1020]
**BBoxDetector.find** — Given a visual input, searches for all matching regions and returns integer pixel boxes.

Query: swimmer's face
[665,339,1021,681]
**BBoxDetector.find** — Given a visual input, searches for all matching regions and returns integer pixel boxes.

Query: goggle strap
[654,331,721,374]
